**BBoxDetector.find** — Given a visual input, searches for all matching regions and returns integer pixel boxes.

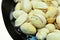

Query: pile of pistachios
[12,0,60,40]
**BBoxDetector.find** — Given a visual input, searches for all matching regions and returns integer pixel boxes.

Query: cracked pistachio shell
[47,17,55,23]
[13,10,27,19]
[38,28,49,34]
[47,32,60,40]
[45,6,57,18]
[31,1,48,9]
[21,0,32,13]
[15,12,28,26]
[36,30,47,40]
[29,10,47,28]
[15,2,21,10]
[51,1,58,7]
[45,24,55,32]
[20,22,36,34]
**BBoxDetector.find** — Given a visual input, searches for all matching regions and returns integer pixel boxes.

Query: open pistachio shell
[36,32,47,40]
[47,32,60,40]
[29,10,47,28]
[15,2,21,10]
[20,22,36,34]
[13,10,27,19]
[15,12,28,26]
[21,0,32,13]
[45,6,57,18]
[45,24,56,32]
[31,1,48,10]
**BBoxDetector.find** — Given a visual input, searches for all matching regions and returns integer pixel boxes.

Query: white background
[0,0,13,40]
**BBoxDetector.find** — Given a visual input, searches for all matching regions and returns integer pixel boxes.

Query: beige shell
[20,22,36,34]
[54,29,60,32]
[15,2,21,10]
[51,1,58,7]
[38,28,49,34]
[13,10,27,19]
[43,0,53,6]
[57,7,60,15]
[31,1,48,10]
[47,32,60,40]
[56,15,60,29]
[29,9,47,28]
[56,0,60,5]
[15,12,28,26]
[47,17,55,23]
[45,6,57,18]
[36,32,47,40]
[56,15,60,24]
[21,0,32,13]
[45,24,56,32]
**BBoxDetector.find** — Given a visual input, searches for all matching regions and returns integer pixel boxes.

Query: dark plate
[1,0,25,40]
[1,0,37,40]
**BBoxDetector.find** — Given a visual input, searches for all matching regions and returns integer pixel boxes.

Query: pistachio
[51,1,58,7]
[15,2,21,10]
[31,1,48,10]
[46,6,57,18]
[57,7,60,15]
[20,22,36,34]
[56,0,60,6]
[36,28,49,40]
[56,15,60,24]
[56,15,60,29]
[29,10,47,28]
[45,24,56,32]
[47,32,60,40]
[21,0,32,13]
[38,28,49,34]
[15,12,28,26]
[13,10,27,19]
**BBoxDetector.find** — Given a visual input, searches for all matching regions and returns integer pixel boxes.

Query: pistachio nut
[31,1,48,10]
[15,12,28,26]
[15,2,21,10]
[29,10,47,28]
[45,6,57,18]
[13,10,27,19]
[45,24,56,32]
[21,0,32,13]
[20,22,36,34]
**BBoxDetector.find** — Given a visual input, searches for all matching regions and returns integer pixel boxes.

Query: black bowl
[1,0,25,40]
[1,0,37,40]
